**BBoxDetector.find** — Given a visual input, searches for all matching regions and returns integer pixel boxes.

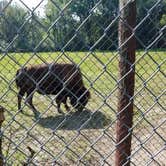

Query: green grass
[0,50,165,164]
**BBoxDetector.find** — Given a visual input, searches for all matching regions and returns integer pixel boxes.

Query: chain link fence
[0,0,165,165]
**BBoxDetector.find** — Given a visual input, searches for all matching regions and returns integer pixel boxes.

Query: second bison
[15,63,90,114]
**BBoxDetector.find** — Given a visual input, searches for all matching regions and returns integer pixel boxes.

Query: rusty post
[116,0,136,166]
[0,106,5,166]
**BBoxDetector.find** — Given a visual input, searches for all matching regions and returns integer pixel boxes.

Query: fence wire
[0,0,165,165]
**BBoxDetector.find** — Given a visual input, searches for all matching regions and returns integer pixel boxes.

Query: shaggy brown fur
[16,63,90,114]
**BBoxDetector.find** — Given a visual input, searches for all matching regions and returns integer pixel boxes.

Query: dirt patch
[2,108,165,165]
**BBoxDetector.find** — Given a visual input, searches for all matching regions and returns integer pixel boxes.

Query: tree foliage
[0,0,165,52]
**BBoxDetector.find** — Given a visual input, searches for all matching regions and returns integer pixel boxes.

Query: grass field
[0,51,165,165]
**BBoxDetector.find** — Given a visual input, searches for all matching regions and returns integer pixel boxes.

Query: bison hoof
[66,108,70,112]
[58,109,64,114]
[19,109,23,113]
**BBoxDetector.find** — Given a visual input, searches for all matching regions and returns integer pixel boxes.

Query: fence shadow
[33,110,110,130]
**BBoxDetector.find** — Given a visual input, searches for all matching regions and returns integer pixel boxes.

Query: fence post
[0,106,5,166]
[116,0,136,165]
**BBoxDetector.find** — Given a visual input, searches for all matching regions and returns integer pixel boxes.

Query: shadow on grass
[33,110,111,130]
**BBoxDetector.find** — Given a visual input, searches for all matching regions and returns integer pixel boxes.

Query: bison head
[70,86,90,112]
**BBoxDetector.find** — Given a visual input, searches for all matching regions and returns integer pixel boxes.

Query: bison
[15,63,90,114]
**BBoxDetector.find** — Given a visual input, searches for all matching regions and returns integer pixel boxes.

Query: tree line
[0,0,165,52]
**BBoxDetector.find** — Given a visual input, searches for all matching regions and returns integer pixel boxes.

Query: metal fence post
[116,0,136,165]
[0,106,5,166]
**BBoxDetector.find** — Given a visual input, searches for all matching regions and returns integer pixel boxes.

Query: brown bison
[15,63,90,114]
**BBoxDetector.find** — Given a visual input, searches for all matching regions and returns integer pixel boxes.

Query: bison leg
[55,97,64,114]
[26,91,37,112]
[64,103,70,112]
[62,97,70,112]
[18,89,25,112]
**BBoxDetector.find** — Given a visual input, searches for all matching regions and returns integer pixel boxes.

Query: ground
[0,51,165,165]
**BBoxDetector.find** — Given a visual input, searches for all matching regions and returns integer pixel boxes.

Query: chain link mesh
[0,0,165,165]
